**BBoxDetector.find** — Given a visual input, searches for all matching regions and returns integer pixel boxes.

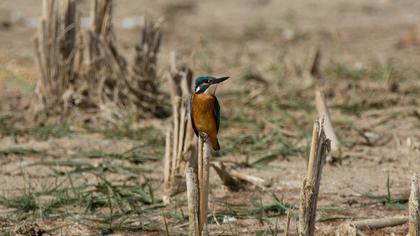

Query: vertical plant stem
[299,120,330,236]
[186,164,200,236]
[171,97,181,182]
[200,142,210,235]
[409,174,419,236]
[163,128,172,200]
[177,98,187,166]
[197,136,204,231]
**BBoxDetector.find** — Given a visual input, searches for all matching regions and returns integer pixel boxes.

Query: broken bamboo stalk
[198,137,210,235]
[409,174,419,236]
[163,56,194,202]
[298,120,331,236]
[186,164,200,236]
[349,216,408,230]
[163,128,172,203]
[315,88,339,152]
[186,136,210,236]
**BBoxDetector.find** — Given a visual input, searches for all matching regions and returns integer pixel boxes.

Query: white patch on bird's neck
[205,84,217,95]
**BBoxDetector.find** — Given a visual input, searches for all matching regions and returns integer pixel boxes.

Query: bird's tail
[208,136,220,151]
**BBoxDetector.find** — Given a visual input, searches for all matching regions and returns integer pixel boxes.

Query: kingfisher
[190,76,230,151]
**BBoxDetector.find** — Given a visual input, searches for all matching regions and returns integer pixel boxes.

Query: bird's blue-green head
[194,76,229,94]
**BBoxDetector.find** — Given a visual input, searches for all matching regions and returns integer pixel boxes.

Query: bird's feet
[199,132,209,143]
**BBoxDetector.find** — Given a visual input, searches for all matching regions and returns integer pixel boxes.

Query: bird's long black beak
[211,76,230,84]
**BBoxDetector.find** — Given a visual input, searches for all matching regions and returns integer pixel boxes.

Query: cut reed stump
[34,0,78,115]
[186,160,200,236]
[298,120,331,236]
[308,48,340,155]
[186,137,211,236]
[34,0,170,121]
[409,174,419,236]
[198,138,210,235]
[315,89,339,153]
[163,55,194,203]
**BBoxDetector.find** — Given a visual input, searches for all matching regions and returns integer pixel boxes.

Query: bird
[190,76,229,151]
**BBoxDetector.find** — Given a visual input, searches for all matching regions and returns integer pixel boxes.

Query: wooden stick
[186,137,209,236]
[409,175,419,236]
[177,98,187,166]
[171,97,181,182]
[349,216,408,230]
[200,143,210,235]
[315,88,339,152]
[163,128,172,203]
[299,120,330,236]
[197,137,209,234]
[186,164,200,236]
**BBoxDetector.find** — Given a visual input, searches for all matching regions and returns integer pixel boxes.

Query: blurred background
[0,0,419,235]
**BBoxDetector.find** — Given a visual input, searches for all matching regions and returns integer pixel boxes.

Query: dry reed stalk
[349,216,408,230]
[171,97,181,183]
[409,174,419,236]
[186,164,200,236]
[309,47,339,153]
[163,129,172,192]
[298,120,331,236]
[198,139,210,234]
[315,88,339,152]
[185,137,210,236]
[34,0,77,115]
[163,54,194,202]
[34,0,169,120]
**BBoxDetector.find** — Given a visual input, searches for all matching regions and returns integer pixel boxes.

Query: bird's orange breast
[192,93,219,150]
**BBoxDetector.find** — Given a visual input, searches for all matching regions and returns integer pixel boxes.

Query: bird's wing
[214,97,220,132]
[190,95,199,136]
